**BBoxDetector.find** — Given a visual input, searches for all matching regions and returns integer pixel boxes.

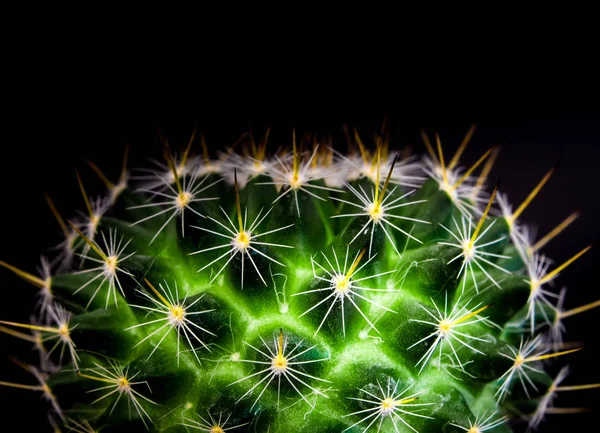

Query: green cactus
[1,125,597,433]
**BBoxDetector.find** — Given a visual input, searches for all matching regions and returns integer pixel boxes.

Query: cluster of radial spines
[329,155,430,258]
[136,172,222,242]
[229,328,331,412]
[127,278,216,365]
[528,366,600,430]
[449,411,508,433]
[408,292,496,375]
[0,302,79,371]
[189,168,295,289]
[342,377,433,433]
[419,125,498,217]
[1,124,597,433]
[293,246,397,337]
[77,359,156,429]
[438,185,512,294]
[492,333,588,421]
[70,225,136,309]
[181,411,250,432]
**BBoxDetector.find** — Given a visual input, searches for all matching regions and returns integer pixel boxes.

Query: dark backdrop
[0,107,598,432]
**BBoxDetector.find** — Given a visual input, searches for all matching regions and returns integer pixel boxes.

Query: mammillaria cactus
[0,123,597,433]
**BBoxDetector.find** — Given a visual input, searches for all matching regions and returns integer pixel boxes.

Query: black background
[0,100,598,432]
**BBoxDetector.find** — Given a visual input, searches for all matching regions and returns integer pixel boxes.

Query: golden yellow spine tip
[260,126,271,161]
[510,167,555,223]
[144,278,172,309]
[448,123,476,170]
[0,320,60,334]
[10,357,34,373]
[382,135,390,161]
[353,126,369,165]
[164,143,183,194]
[45,194,70,237]
[539,246,591,285]
[374,146,382,203]
[560,299,600,319]
[121,143,130,182]
[249,127,258,157]
[555,383,600,392]
[234,168,244,233]
[545,407,589,414]
[541,341,583,350]
[435,133,447,183]
[525,347,581,363]
[86,160,114,190]
[451,147,493,191]
[474,145,500,191]
[181,126,197,169]
[377,154,398,208]
[369,145,378,173]
[77,371,116,384]
[420,129,438,163]
[201,133,210,165]
[278,328,284,358]
[342,248,367,286]
[0,325,39,343]
[292,128,299,181]
[0,381,44,391]
[0,260,46,288]
[68,220,108,262]
[76,170,94,219]
[396,397,418,405]
[453,303,492,325]
[531,211,580,253]
[471,184,499,244]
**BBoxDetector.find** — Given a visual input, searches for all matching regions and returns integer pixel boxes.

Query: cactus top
[0,126,597,433]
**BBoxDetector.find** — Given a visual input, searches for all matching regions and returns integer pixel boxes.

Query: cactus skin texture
[0,126,597,433]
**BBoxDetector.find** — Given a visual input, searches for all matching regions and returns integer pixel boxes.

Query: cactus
[1,124,598,433]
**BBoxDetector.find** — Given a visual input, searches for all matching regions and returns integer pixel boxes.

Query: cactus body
[0,126,597,433]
